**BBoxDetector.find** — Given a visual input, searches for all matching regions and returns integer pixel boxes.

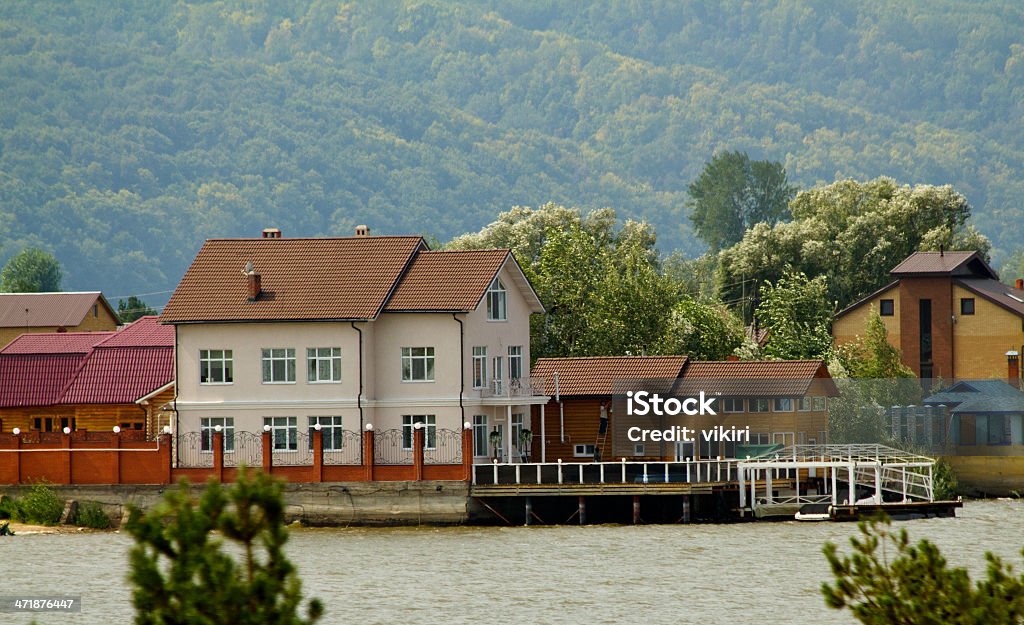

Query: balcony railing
[479,377,546,399]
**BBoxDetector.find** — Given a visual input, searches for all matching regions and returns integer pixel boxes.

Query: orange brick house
[0,291,118,348]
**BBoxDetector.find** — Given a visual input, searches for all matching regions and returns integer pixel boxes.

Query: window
[402,415,436,450]
[472,415,488,457]
[307,348,341,383]
[749,398,770,413]
[634,443,645,456]
[472,347,487,388]
[32,417,76,432]
[574,444,596,458]
[264,417,297,451]
[773,398,794,412]
[200,417,235,452]
[200,350,233,384]
[813,396,827,411]
[987,415,1011,445]
[308,416,344,450]
[486,278,507,321]
[721,398,744,413]
[798,397,812,412]
[401,347,435,382]
[512,413,524,451]
[960,298,975,315]
[879,299,895,316]
[750,432,771,445]
[508,346,523,380]
[92,304,98,318]
[493,356,504,393]
[262,348,296,383]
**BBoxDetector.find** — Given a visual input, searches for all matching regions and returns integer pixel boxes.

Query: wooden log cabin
[531,356,836,462]
[0,316,174,438]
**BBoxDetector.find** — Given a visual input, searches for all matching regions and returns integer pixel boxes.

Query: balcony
[479,377,546,399]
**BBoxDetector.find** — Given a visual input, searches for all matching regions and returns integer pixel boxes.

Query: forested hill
[2,1,1023,306]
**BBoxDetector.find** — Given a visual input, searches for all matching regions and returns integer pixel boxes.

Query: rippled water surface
[3,500,1022,624]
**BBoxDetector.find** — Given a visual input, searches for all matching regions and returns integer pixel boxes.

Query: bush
[0,495,15,520]
[75,501,111,529]
[13,483,64,525]
[932,458,959,500]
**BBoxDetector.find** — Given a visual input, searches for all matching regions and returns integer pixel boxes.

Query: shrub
[0,494,16,520]
[75,501,111,529]
[14,482,64,525]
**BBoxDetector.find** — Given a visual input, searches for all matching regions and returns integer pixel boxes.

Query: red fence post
[312,428,324,482]
[62,430,72,485]
[363,428,374,482]
[213,431,224,482]
[462,424,473,482]
[413,426,425,481]
[262,430,273,475]
[111,430,122,484]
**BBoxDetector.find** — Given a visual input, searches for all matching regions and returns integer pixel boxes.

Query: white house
[160,228,548,465]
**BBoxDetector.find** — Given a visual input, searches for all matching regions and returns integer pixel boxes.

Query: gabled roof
[0,317,174,407]
[955,278,1024,319]
[923,380,1024,414]
[675,360,836,397]
[0,292,116,328]
[160,237,426,323]
[890,251,998,279]
[834,280,899,320]
[531,356,689,397]
[384,250,544,313]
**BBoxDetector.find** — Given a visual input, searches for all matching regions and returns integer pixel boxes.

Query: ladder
[594,403,610,461]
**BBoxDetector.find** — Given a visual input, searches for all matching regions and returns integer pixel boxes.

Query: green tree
[756,271,833,360]
[125,471,323,625]
[118,296,157,323]
[718,178,990,311]
[836,312,915,379]
[0,248,63,292]
[687,151,795,251]
[823,516,1024,624]
[657,297,745,360]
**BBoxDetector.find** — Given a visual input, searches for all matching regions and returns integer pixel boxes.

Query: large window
[402,415,436,450]
[721,398,744,413]
[307,348,341,383]
[508,346,523,381]
[309,416,344,450]
[262,348,296,383]
[798,397,812,412]
[200,350,233,384]
[264,416,297,451]
[512,413,525,451]
[472,346,487,388]
[773,398,794,412]
[486,278,507,321]
[750,398,770,413]
[200,417,235,452]
[401,347,435,382]
[472,415,488,457]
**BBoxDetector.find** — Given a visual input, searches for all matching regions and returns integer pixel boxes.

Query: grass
[75,501,111,529]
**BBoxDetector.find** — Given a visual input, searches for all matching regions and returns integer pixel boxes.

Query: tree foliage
[657,297,745,360]
[687,151,795,251]
[0,248,63,293]
[835,312,915,380]
[719,178,991,312]
[118,296,158,323]
[125,471,323,625]
[823,516,1024,624]
[755,271,833,360]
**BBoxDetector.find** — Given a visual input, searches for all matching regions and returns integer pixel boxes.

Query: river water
[2,500,1022,625]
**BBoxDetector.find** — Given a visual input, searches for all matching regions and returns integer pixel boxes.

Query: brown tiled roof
[160,237,425,323]
[890,251,997,279]
[955,278,1024,318]
[0,292,115,328]
[384,250,509,312]
[531,356,688,397]
[675,360,835,397]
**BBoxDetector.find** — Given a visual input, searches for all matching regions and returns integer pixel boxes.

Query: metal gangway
[737,444,936,515]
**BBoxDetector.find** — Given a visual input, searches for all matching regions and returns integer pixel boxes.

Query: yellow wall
[0,301,119,348]
[943,455,1024,496]
[832,286,900,348]
[951,285,1024,379]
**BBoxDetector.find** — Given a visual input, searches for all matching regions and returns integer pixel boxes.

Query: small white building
[160,228,547,464]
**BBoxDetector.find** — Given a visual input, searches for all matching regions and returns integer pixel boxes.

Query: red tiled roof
[96,316,174,347]
[890,251,997,279]
[0,292,115,328]
[1,332,114,355]
[61,347,174,405]
[531,356,689,397]
[676,360,835,397]
[0,354,88,407]
[384,250,509,311]
[160,237,426,323]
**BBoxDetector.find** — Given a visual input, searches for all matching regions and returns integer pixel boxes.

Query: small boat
[794,503,831,522]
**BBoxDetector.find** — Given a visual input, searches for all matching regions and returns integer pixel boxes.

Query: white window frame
[472,415,489,457]
[508,346,523,381]
[262,348,296,384]
[773,398,794,412]
[486,278,507,321]
[308,416,344,451]
[750,398,770,413]
[722,397,744,413]
[493,356,505,393]
[200,417,235,452]
[200,349,234,385]
[511,413,524,450]
[472,346,488,389]
[797,397,813,412]
[573,444,596,458]
[402,415,437,450]
[813,396,827,411]
[307,347,342,383]
[401,347,435,382]
[264,416,298,451]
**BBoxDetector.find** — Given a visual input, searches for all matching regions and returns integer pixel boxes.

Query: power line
[108,288,175,300]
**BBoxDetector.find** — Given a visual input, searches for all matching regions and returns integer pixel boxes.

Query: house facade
[0,291,118,348]
[833,250,1024,380]
[160,229,548,465]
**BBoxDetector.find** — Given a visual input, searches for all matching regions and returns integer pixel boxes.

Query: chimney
[1008,350,1020,388]
[1016,278,1023,290]
[355,225,370,237]
[247,272,261,301]
[262,228,282,238]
